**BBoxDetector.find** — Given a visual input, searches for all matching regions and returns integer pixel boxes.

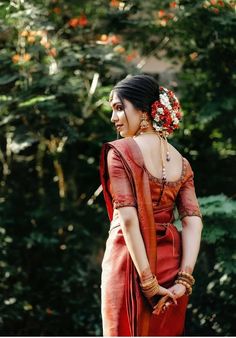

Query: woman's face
[110,92,142,138]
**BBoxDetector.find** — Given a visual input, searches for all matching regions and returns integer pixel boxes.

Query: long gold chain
[133,130,171,182]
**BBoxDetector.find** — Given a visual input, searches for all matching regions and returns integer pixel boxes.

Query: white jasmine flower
[173,118,179,125]
[153,123,162,132]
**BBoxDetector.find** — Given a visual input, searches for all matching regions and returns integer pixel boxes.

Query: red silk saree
[99,137,202,336]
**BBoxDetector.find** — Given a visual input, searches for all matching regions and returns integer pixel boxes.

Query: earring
[140,113,149,130]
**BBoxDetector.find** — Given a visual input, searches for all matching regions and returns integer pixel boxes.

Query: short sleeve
[107,148,137,209]
[176,159,202,220]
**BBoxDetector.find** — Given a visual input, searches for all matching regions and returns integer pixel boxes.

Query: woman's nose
[111,110,118,123]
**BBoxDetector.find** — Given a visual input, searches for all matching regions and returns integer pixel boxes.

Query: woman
[99,75,203,336]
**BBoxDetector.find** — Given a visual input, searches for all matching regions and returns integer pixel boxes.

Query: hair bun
[151,86,183,136]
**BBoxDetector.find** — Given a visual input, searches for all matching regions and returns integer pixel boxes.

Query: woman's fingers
[167,291,177,304]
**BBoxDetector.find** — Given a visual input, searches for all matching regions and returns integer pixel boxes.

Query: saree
[99,137,202,336]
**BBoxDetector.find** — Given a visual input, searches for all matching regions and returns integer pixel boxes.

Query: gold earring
[140,113,149,130]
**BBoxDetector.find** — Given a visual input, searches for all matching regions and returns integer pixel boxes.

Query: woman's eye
[116,106,123,111]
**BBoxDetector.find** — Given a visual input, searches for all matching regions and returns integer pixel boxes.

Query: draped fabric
[99,137,202,336]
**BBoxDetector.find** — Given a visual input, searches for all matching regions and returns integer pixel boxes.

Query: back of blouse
[107,148,202,224]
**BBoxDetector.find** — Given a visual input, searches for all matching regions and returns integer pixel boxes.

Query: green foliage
[0,0,235,335]
[186,194,236,336]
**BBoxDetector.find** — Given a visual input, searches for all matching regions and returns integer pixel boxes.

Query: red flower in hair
[151,87,182,135]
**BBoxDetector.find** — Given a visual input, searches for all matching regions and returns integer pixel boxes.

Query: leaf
[0,74,18,85]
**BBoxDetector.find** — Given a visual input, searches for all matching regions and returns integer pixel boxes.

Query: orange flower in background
[218,0,224,6]
[21,30,28,37]
[126,50,138,62]
[170,2,177,8]
[53,7,61,14]
[100,34,108,42]
[27,35,35,44]
[110,34,121,45]
[96,34,121,45]
[77,14,88,27]
[158,10,166,18]
[48,48,57,57]
[68,15,88,28]
[12,53,31,64]
[190,52,198,60]
[210,0,217,4]
[20,29,48,47]
[110,0,120,7]
[12,54,20,63]
[68,18,80,28]
[23,53,31,62]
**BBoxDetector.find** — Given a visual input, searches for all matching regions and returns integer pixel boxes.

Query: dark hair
[110,74,160,116]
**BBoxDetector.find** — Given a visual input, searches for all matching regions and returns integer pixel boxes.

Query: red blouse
[107,148,202,221]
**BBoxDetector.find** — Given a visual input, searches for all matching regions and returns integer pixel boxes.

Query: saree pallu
[100,137,201,336]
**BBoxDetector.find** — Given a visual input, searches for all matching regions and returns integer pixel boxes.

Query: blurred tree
[0,0,235,335]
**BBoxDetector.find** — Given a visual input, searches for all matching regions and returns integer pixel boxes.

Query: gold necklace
[133,129,171,182]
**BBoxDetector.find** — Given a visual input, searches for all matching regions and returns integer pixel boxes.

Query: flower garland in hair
[151,86,182,136]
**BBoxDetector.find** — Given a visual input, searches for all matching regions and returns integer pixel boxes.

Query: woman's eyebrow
[111,101,122,107]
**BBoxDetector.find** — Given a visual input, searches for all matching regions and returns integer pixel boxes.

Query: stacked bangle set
[140,275,160,298]
[174,271,195,295]
[140,270,195,298]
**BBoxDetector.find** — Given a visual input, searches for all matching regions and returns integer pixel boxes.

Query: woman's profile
[99,74,203,336]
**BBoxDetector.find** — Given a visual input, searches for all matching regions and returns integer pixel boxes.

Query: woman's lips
[116,124,123,130]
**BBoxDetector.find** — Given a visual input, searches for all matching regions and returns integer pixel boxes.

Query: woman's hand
[149,285,177,316]
[155,283,186,314]
[168,283,186,299]
[157,285,178,300]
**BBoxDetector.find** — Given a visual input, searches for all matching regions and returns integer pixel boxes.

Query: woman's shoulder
[105,139,130,164]
[181,156,195,182]
[104,137,135,158]
[169,144,192,166]
[107,137,133,148]
[168,144,194,180]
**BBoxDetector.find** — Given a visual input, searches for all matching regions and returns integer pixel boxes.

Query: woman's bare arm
[179,216,203,274]
[116,206,176,301]
[168,215,203,300]
[116,206,150,278]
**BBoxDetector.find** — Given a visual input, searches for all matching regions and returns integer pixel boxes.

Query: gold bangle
[178,271,195,284]
[175,279,192,295]
[140,275,160,298]
[140,275,158,289]
[177,276,195,286]
[142,283,160,298]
